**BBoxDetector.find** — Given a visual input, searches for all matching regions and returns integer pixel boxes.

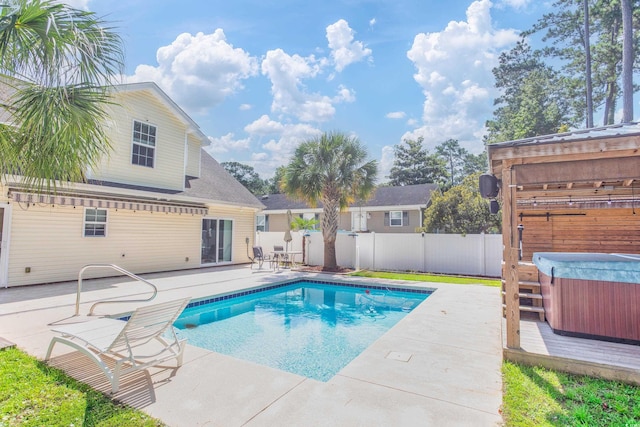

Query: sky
[69,0,552,181]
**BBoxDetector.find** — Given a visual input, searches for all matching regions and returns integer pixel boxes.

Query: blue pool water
[173,280,431,381]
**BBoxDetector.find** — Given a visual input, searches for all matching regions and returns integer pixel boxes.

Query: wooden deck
[503,319,640,385]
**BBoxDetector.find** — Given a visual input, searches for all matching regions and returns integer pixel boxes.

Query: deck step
[502,279,540,289]
[502,291,543,299]
[502,304,545,313]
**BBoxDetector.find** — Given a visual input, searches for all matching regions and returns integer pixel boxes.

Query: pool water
[173,280,430,381]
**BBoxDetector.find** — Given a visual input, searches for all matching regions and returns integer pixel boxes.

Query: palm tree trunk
[322,197,339,270]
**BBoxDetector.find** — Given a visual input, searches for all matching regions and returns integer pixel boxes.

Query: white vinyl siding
[185,135,201,177]
[3,197,260,287]
[91,90,188,191]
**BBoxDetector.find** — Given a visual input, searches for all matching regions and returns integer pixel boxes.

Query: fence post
[371,231,376,271]
[421,232,426,272]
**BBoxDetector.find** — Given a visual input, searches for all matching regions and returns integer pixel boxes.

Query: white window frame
[389,210,403,227]
[256,214,266,232]
[83,208,108,237]
[131,120,157,168]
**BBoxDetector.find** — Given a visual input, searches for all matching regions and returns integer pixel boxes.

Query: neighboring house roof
[87,150,264,209]
[259,183,438,212]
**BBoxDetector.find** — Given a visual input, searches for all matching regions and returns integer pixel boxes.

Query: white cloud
[406,0,519,152]
[261,48,340,122]
[205,133,251,154]
[369,18,377,28]
[239,104,252,111]
[244,115,285,135]
[386,111,406,119]
[326,19,372,72]
[335,84,356,103]
[243,119,322,177]
[260,122,322,157]
[127,29,258,113]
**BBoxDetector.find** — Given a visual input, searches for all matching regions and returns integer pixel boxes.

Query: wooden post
[502,163,521,348]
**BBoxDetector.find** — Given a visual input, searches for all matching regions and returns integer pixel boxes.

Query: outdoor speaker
[490,200,500,214]
[479,174,500,198]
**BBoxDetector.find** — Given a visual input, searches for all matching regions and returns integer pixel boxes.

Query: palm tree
[282,132,377,270]
[290,216,319,265]
[0,0,124,190]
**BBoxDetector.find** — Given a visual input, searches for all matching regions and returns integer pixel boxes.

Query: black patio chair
[251,246,275,270]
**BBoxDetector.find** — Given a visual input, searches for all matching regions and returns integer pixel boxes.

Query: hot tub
[533,252,640,344]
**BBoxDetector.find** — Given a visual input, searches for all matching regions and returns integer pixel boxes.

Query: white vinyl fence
[255,231,502,277]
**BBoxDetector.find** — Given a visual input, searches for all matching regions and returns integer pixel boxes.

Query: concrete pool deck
[0,266,503,426]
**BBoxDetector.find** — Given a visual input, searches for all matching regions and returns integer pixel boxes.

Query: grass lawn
[503,361,640,426]
[0,347,164,427]
[350,269,501,287]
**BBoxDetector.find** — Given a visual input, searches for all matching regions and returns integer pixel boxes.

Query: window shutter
[265,215,269,232]
[384,212,389,226]
[403,211,409,226]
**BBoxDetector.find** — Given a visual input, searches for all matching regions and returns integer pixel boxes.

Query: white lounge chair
[45,297,191,393]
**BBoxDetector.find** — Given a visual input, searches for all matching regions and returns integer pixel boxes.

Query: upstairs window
[84,208,107,237]
[132,120,156,167]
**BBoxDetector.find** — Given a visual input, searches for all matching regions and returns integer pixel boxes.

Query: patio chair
[251,246,277,270]
[45,297,191,393]
[273,245,290,268]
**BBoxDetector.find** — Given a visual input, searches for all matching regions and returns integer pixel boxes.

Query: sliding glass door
[201,218,233,264]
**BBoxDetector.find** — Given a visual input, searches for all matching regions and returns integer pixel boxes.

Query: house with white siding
[0,82,263,287]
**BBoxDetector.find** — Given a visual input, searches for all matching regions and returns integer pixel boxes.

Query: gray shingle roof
[88,150,264,209]
[181,150,264,208]
[260,183,438,211]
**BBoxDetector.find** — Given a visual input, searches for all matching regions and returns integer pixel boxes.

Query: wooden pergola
[487,123,640,350]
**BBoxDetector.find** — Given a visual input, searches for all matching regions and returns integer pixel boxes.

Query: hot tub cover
[533,252,640,284]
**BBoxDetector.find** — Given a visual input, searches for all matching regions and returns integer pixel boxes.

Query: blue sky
[73,0,551,180]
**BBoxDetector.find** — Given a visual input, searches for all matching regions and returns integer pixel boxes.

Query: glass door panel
[201,219,218,264]
[219,220,232,262]
[202,218,233,264]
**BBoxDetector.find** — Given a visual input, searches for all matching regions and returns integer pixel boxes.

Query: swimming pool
[173,279,431,381]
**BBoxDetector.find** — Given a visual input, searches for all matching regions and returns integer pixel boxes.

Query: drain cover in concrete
[386,351,412,362]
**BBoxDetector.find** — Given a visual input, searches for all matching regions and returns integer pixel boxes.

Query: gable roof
[112,82,208,143]
[260,183,438,212]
